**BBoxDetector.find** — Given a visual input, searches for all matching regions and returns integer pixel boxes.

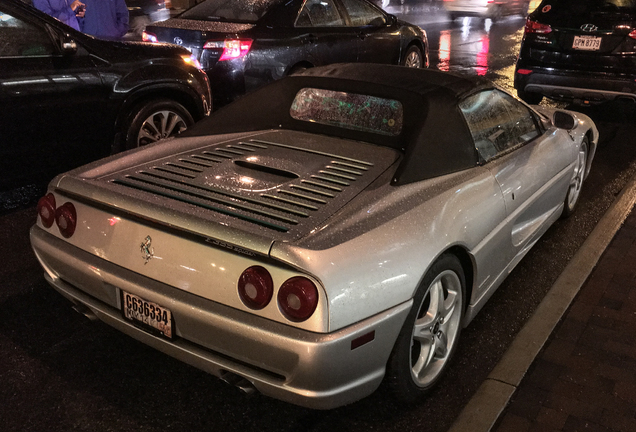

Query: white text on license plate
[122,291,173,338]
[572,36,601,51]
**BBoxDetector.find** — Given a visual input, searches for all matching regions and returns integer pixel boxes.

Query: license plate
[122,291,173,339]
[572,35,601,51]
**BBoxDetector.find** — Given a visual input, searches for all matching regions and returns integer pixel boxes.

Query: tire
[517,89,543,105]
[124,99,194,150]
[561,137,589,218]
[288,64,309,76]
[385,254,465,403]
[489,5,503,22]
[402,45,423,68]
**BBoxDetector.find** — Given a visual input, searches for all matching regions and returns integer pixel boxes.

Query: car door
[460,89,573,258]
[295,0,360,65]
[337,0,400,64]
[0,5,106,190]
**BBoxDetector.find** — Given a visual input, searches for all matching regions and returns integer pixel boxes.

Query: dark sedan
[0,0,210,192]
[143,0,428,106]
[515,0,636,105]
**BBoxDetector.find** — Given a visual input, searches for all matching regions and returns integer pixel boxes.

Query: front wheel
[402,45,423,68]
[561,137,589,218]
[385,254,465,403]
[124,99,194,150]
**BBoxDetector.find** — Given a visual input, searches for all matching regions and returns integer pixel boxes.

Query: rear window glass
[290,88,404,136]
[537,0,636,15]
[180,0,280,22]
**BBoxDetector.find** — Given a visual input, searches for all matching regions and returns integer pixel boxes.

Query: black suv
[514,0,636,105]
[0,0,210,192]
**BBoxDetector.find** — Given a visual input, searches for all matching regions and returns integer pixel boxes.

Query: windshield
[179,0,281,22]
[290,88,404,136]
[538,0,636,14]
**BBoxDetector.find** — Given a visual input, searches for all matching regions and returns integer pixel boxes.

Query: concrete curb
[447,173,636,432]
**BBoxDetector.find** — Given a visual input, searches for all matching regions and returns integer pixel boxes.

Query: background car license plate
[572,35,601,50]
[122,291,173,338]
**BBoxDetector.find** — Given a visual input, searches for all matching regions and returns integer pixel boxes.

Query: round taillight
[278,277,318,322]
[55,202,77,238]
[37,193,56,228]
[238,266,273,310]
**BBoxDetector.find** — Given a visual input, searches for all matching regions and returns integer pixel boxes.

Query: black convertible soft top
[183,63,494,185]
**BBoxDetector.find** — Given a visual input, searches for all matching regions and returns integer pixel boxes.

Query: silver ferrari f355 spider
[30,64,598,409]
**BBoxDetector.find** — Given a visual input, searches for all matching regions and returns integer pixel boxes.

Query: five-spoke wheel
[386,254,465,402]
[562,137,589,218]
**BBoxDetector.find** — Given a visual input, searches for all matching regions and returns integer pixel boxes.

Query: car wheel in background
[402,45,423,68]
[124,99,194,149]
[288,64,309,75]
[561,137,589,218]
[517,88,543,105]
[385,254,465,402]
[489,5,503,22]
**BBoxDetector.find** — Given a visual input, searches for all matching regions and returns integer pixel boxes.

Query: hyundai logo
[580,24,598,32]
[174,37,183,45]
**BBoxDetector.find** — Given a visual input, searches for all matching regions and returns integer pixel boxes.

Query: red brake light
[238,266,273,310]
[278,277,318,322]
[525,19,552,34]
[142,31,158,43]
[629,29,636,39]
[204,39,253,61]
[55,202,77,238]
[37,193,56,228]
[517,68,533,75]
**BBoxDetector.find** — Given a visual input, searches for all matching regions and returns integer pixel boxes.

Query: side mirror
[61,35,78,55]
[386,14,397,26]
[553,111,576,130]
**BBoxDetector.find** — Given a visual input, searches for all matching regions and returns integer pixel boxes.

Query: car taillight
[55,202,77,238]
[203,39,253,60]
[238,266,273,309]
[629,29,636,39]
[517,68,533,75]
[37,193,56,228]
[278,277,318,322]
[525,19,552,34]
[142,31,158,43]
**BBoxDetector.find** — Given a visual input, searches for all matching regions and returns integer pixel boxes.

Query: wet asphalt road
[3,10,636,432]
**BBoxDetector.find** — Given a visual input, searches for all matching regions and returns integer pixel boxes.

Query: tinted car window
[460,90,540,162]
[0,9,55,57]
[290,87,403,136]
[179,0,280,22]
[296,0,346,27]
[340,0,385,26]
[537,0,636,15]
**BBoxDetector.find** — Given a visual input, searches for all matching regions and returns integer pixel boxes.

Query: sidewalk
[493,208,636,431]
[449,174,636,432]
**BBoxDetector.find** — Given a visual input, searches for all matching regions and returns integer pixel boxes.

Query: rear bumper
[514,67,636,104]
[30,225,410,409]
